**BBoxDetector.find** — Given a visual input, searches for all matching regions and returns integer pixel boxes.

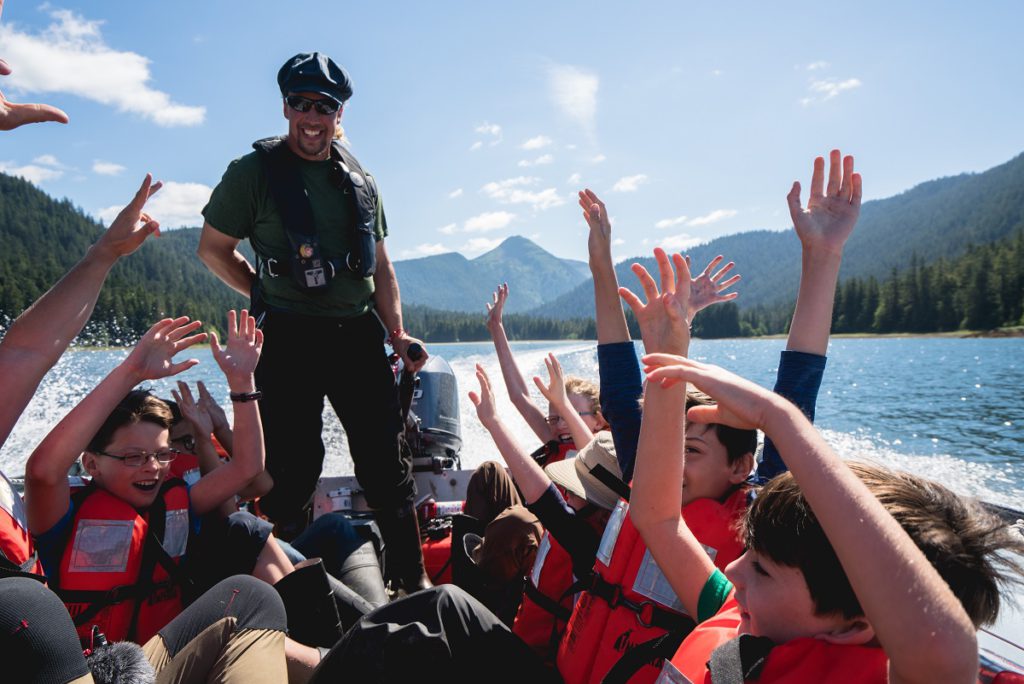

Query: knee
[208,575,288,633]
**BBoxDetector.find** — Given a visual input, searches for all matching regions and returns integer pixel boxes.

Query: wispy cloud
[805,61,830,71]
[97,181,212,228]
[612,174,648,193]
[0,9,205,126]
[93,160,125,176]
[464,211,516,233]
[517,153,554,168]
[461,237,504,256]
[469,141,483,152]
[590,154,606,164]
[661,233,704,251]
[548,64,599,139]
[438,223,458,235]
[521,135,552,150]
[612,238,625,246]
[567,172,581,185]
[801,77,862,106]
[655,215,688,229]
[0,155,65,184]
[687,209,738,227]
[400,243,450,259]
[448,188,463,199]
[471,121,503,148]
[481,177,564,210]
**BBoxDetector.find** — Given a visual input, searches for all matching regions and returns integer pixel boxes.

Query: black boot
[374,504,433,594]
[325,571,375,631]
[274,559,343,648]
[337,540,389,609]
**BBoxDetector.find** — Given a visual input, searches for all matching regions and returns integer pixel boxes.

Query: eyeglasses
[170,434,197,453]
[285,94,342,115]
[92,449,180,467]
[546,411,596,425]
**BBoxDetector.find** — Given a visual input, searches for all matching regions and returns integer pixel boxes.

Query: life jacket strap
[587,573,694,632]
[523,579,572,622]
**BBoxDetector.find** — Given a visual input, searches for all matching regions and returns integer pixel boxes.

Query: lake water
[1,337,1021,510]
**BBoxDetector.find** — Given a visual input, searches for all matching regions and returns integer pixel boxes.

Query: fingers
[131,174,154,210]
[702,255,723,277]
[148,180,163,199]
[197,380,211,400]
[208,331,222,355]
[226,309,239,337]
[6,102,69,128]
[549,353,563,379]
[618,286,644,317]
[468,391,481,407]
[809,156,825,200]
[654,247,675,295]
[671,252,691,298]
[839,154,855,202]
[176,332,208,352]
[176,380,195,406]
[166,319,203,343]
[641,352,691,370]
[826,149,842,197]
[630,262,659,303]
[532,375,550,397]
[686,405,721,425]
[851,172,863,209]
[786,181,802,224]
[717,275,741,295]
[709,259,733,282]
[167,359,201,376]
[0,59,9,77]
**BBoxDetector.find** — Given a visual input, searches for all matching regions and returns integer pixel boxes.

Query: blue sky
[2,1,1022,263]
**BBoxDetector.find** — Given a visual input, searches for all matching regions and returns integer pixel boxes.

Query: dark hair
[686,391,756,465]
[87,389,174,453]
[745,462,1024,626]
[164,399,183,425]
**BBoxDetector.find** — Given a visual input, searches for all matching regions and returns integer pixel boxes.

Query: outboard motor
[406,355,462,472]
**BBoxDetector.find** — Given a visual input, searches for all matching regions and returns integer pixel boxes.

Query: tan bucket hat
[544,431,624,511]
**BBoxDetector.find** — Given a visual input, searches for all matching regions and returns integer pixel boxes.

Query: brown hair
[686,390,757,465]
[565,376,601,416]
[745,462,1024,626]
[87,389,174,453]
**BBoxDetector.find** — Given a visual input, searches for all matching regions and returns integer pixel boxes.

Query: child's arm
[485,284,549,442]
[197,380,234,455]
[580,189,630,344]
[758,150,861,481]
[469,365,552,504]
[532,353,595,449]
[187,310,266,516]
[646,355,978,684]
[0,175,162,451]
[25,317,205,534]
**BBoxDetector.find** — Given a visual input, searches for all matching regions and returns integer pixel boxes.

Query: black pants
[255,310,415,525]
[311,585,559,683]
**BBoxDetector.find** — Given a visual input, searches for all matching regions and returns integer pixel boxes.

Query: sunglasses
[285,94,342,115]
[170,434,197,453]
[546,411,596,425]
[92,449,180,468]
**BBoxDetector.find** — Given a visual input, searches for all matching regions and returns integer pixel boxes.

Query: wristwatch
[230,390,263,403]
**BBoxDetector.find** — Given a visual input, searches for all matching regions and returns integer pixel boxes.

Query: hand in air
[578,189,612,261]
[642,353,775,432]
[196,380,229,433]
[468,364,500,428]
[210,310,263,386]
[94,174,164,260]
[684,255,740,321]
[619,248,691,355]
[0,1,70,132]
[485,283,509,332]
[532,353,571,410]
[787,149,862,256]
[172,381,214,436]
[123,317,207,382]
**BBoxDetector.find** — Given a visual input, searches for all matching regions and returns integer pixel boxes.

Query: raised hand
[210,310,263,387]
[0,0,70,132]
[619,248,691,355]
[93,174,164,260]
[578,189,612,262]
[468,364,499,428]
[122,317,207,382]
[642,353,774,431]
[684,255,740,320]
[172,381,214,436]
[532,353,570,409]
[787,149,862,256]
[196,380,230,433]
[485,283,509,332]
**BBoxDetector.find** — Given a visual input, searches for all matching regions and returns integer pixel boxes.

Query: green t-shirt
[202,149,388,318]
[697,569,734,623]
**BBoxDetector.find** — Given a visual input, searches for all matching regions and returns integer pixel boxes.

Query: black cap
[277,52,353,104]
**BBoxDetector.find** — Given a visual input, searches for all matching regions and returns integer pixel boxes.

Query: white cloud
[612,238,625,246]
[801,77,862,105]
[655,215,688,229]
[688,209,737,227]
[448,188,463,199]
[96,181,212,229]
[481,177,564,210]
[32,154,66,168]
[521,135,552,150]
[472,121,503,147]
[548,64,599,139]
[400,243,450,259]
[711,69,723,77]
[564,144,577,151]
[517,153,554,168]
[660,233,704,251]
[438,223,458,235]
[0,159,63,184]
[93,160,125,176]
[612,174,648,193]
[590,154,606,164]
[461,237,504,256]
[806,61,830,71]
[464,211,516,233]
[0,9,205,126]
[469,141,483,152]
[567,172,582,185]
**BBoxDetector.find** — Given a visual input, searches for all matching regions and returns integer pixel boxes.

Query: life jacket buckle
[264,258,282,278]
[635,600,658,628]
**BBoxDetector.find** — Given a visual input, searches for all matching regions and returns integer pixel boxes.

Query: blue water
[2,338,1021,509]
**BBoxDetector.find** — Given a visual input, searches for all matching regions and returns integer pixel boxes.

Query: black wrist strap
[230,390,263,403]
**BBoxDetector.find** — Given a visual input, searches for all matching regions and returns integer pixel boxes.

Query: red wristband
[388,328,406,344]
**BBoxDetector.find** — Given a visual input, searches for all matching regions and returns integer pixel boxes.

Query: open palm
[787,149,862,256]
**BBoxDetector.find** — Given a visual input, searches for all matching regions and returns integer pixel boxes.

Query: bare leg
[253,532,296,585]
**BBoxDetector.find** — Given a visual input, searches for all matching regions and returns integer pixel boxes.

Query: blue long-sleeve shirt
[755,350,827,482]
[597,341,644,482]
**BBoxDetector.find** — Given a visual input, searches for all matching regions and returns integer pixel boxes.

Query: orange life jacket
[54,480,192,644]
[531,440,578,467]
[0,471,44,579]
[167,435,230,487]
[557,487,749,684]
[658,596,887,683]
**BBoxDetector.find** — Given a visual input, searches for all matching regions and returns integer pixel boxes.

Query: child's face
[725,548,847,643]
[84,421,171,509]
[680,423,746,506]
[547,392,604,441]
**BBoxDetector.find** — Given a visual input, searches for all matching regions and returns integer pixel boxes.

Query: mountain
[534,151,1024,319]
[393,235,590,314]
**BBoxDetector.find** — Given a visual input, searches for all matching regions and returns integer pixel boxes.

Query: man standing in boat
[198,52,432,592]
